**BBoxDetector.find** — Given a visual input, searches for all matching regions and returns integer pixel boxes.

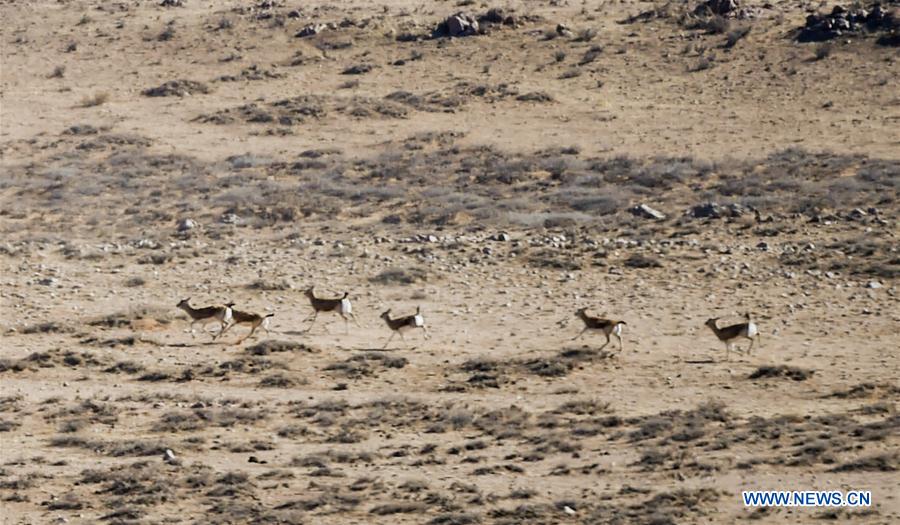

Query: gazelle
[572,307,626,351]
[218,303,274,345]
[303,287,359,333]
[380,306,428,349]
[176,298,232,339]
[705,313,760,359]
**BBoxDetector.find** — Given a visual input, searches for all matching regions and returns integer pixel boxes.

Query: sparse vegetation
[2,2,897,523]
[79,92,109,107]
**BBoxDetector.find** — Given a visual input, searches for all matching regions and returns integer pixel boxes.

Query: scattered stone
[847,208,868,220]
[142,80,210,97]
[342,64,374,75]
[478,8,520,27]
[630,204,667,221]
[37,277,59,287]
[439,12,480,37]
[694,0,739,16]
[296,24,329,38]
[64,124,98,136]
[867,281,883,289]
[176,218,197,232]
[556,23,573,36]
[689,202,748,219]
[491,232,511,242]
[749,366,814,381]
[163,449,178,464]
[160,0,185,6]
[798,3,898,43]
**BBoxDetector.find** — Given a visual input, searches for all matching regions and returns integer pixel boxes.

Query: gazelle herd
[177,288,762,358]
[176,286,760,359]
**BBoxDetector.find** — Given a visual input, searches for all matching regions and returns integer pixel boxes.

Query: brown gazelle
[218,303,274,345]
[176,298,232,339]
[705,313,760,359]
[380,306,428,349]
[303,287,359,333]
[572,307,626,351]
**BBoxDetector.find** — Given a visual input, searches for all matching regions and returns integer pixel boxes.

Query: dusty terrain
[1,0,898,524]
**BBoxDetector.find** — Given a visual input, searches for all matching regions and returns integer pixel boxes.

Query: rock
[847,208,867,220]
[480,8,519,26]
[630,204,667,220]
[556,23,573,36]
[491,232,511,242]
[163,449,178,464]
[134,238,160,249]
[296,24,329,38]
[220,213,241,224]
[37,277,59,286]
[563,506,577,515]
[756,241,769,251]
[142,80,210,97]
[798,2,894,42]
[690,202,723,219]
[160,0,185,6]
[690,202,747,219]
[342,64,374,75]
[867,281,883,289]
[444,12,479,37]
[176,218,197,232]
[695,0,740,16]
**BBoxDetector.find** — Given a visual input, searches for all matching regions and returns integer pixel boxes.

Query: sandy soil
[1,1,898,524]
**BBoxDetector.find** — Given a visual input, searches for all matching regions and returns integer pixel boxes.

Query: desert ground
[1,0,898,524]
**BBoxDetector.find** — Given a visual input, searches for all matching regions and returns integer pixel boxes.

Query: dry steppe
[1,0,898,524]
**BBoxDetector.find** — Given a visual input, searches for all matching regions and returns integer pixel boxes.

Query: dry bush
[370,267,427,285]
[748,365,814,381]
[725,26,751,48]
[80,92,109,107]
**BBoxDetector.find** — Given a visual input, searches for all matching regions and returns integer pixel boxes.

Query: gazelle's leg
[382,331,396,350]
[236,323,258,345]
[305,311,318,332]
[617,333,624,352]
[421,326,430,340]
[571,327,588,341]
[596,331,610,350]
[218,322,236,338]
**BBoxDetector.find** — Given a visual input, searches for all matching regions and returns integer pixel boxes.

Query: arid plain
[1,0,898,523]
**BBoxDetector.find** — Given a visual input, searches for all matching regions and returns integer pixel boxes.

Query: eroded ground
[1,0,898,524]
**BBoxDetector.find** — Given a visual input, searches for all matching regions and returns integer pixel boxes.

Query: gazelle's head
[380,309,392,320]
[705,318,719,330]
[304,286,315,297]
[225,302,236,308]
[177,298,191,308]
[575,307,588,317]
